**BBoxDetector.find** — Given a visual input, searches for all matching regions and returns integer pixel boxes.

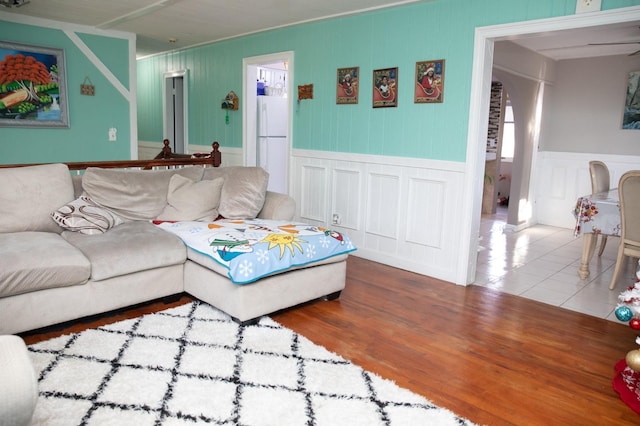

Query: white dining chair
[609,170,640,290]
[589,161,611,256]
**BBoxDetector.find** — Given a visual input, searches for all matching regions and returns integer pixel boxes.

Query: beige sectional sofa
[0,163,348,334]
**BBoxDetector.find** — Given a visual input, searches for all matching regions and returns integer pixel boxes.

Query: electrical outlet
[332,213,341,225]
[575,0,601,14]
[108,128,117,141]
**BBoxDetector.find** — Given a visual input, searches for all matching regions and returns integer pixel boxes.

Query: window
[501,100,514,160]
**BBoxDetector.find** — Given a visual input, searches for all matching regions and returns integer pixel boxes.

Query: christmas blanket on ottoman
[155,219,356,284]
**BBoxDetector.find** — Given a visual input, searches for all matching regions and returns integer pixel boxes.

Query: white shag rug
[27,301,476,425]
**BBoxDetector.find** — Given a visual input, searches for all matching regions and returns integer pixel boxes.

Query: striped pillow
[51,195,123,235]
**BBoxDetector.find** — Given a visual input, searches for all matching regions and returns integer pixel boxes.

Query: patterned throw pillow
[51,195,124,235]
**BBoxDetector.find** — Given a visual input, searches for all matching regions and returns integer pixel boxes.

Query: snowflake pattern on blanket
[155,219,356,284]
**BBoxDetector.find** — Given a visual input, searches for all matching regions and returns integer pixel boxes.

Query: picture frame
[414,59,445,104]
[373,67,398,108]
[0,41,69,128]
[623,70,640,130]
[336,66,359,104]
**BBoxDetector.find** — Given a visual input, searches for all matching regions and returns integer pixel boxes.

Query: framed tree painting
[0,41,69,128]
[336,66,359,104]
[415,59,445,104]
[373,67,398,108]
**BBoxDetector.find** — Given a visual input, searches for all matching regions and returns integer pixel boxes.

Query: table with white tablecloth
[573,188,620,279]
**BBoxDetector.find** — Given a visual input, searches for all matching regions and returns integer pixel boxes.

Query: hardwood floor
[21,256,639,425]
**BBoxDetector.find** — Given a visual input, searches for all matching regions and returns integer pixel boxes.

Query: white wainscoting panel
[138,141,160,160]
[406,176,445,248]
[291,150,466,284]
[535,151,640,229]
[366,172,400,239]
[300,165,328,222]
[332,168,361,230]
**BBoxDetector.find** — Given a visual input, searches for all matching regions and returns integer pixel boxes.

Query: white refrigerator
[257,96,288,194]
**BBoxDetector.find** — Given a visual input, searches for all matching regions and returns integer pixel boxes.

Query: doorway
[242,52,293,194]
[463,7,640,285]
[163,70,188,154]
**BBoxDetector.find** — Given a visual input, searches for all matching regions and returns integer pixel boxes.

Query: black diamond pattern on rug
[28,301,476,425]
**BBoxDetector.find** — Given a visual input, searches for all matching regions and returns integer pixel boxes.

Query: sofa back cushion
[156,175,225,221]
[81,167,205,220]
[0,163,74,233]
[202,166,269,219]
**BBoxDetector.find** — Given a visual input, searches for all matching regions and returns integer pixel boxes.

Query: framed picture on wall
[336,66,359,104]
[373,67,398,108]
[0,41,69,128]
[623,70,640,130]
[414,59,445,104]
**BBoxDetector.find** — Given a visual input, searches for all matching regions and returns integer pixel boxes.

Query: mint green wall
[0,20,131,164]
[137,0,639,162]
[78,34,130,88]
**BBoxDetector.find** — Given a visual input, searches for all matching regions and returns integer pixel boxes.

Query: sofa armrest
[257,191,296,221]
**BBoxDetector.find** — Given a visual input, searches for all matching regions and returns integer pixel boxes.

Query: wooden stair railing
[0,141,222,171]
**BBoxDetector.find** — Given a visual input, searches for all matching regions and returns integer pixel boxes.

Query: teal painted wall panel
[0,20,131,164]
[137,0,640,162]
[136,56,165,142]
[78,33,130,88]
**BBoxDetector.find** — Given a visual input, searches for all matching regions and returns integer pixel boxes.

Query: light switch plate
[576,0,601,14]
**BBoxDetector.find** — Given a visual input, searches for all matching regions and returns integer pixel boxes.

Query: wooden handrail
[0,141,222,170]
[155,138,194,160]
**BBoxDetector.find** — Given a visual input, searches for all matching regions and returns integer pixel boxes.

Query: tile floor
[473,206,635,323]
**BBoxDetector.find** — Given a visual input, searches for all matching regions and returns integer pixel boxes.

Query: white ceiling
[0,0,428,58]
[507,21,640,60]
[1,0,638,60]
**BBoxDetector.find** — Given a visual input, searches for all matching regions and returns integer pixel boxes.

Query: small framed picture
[414,59,445,104]
[372,67,398,108]
[336,67,359,104]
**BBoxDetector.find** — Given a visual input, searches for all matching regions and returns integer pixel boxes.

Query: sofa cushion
[203,166,269,219]
[156,175,224,222]
[0,163,74,233]
[51,195,124,235]
[257,191,296,221]
[81,167,205,221]
[62,221,187,281]
[0,232,91,297]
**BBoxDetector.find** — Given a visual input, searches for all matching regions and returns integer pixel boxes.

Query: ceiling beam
[97,0,184,29]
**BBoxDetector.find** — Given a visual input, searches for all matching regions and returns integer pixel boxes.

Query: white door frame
[163,69,189,153]
[242,51,294,172]
[460,6,640,285]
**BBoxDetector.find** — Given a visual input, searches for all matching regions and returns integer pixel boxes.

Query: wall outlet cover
[575,0,601,14]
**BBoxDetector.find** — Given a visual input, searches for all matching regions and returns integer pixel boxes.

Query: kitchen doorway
[242,52,293,194]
